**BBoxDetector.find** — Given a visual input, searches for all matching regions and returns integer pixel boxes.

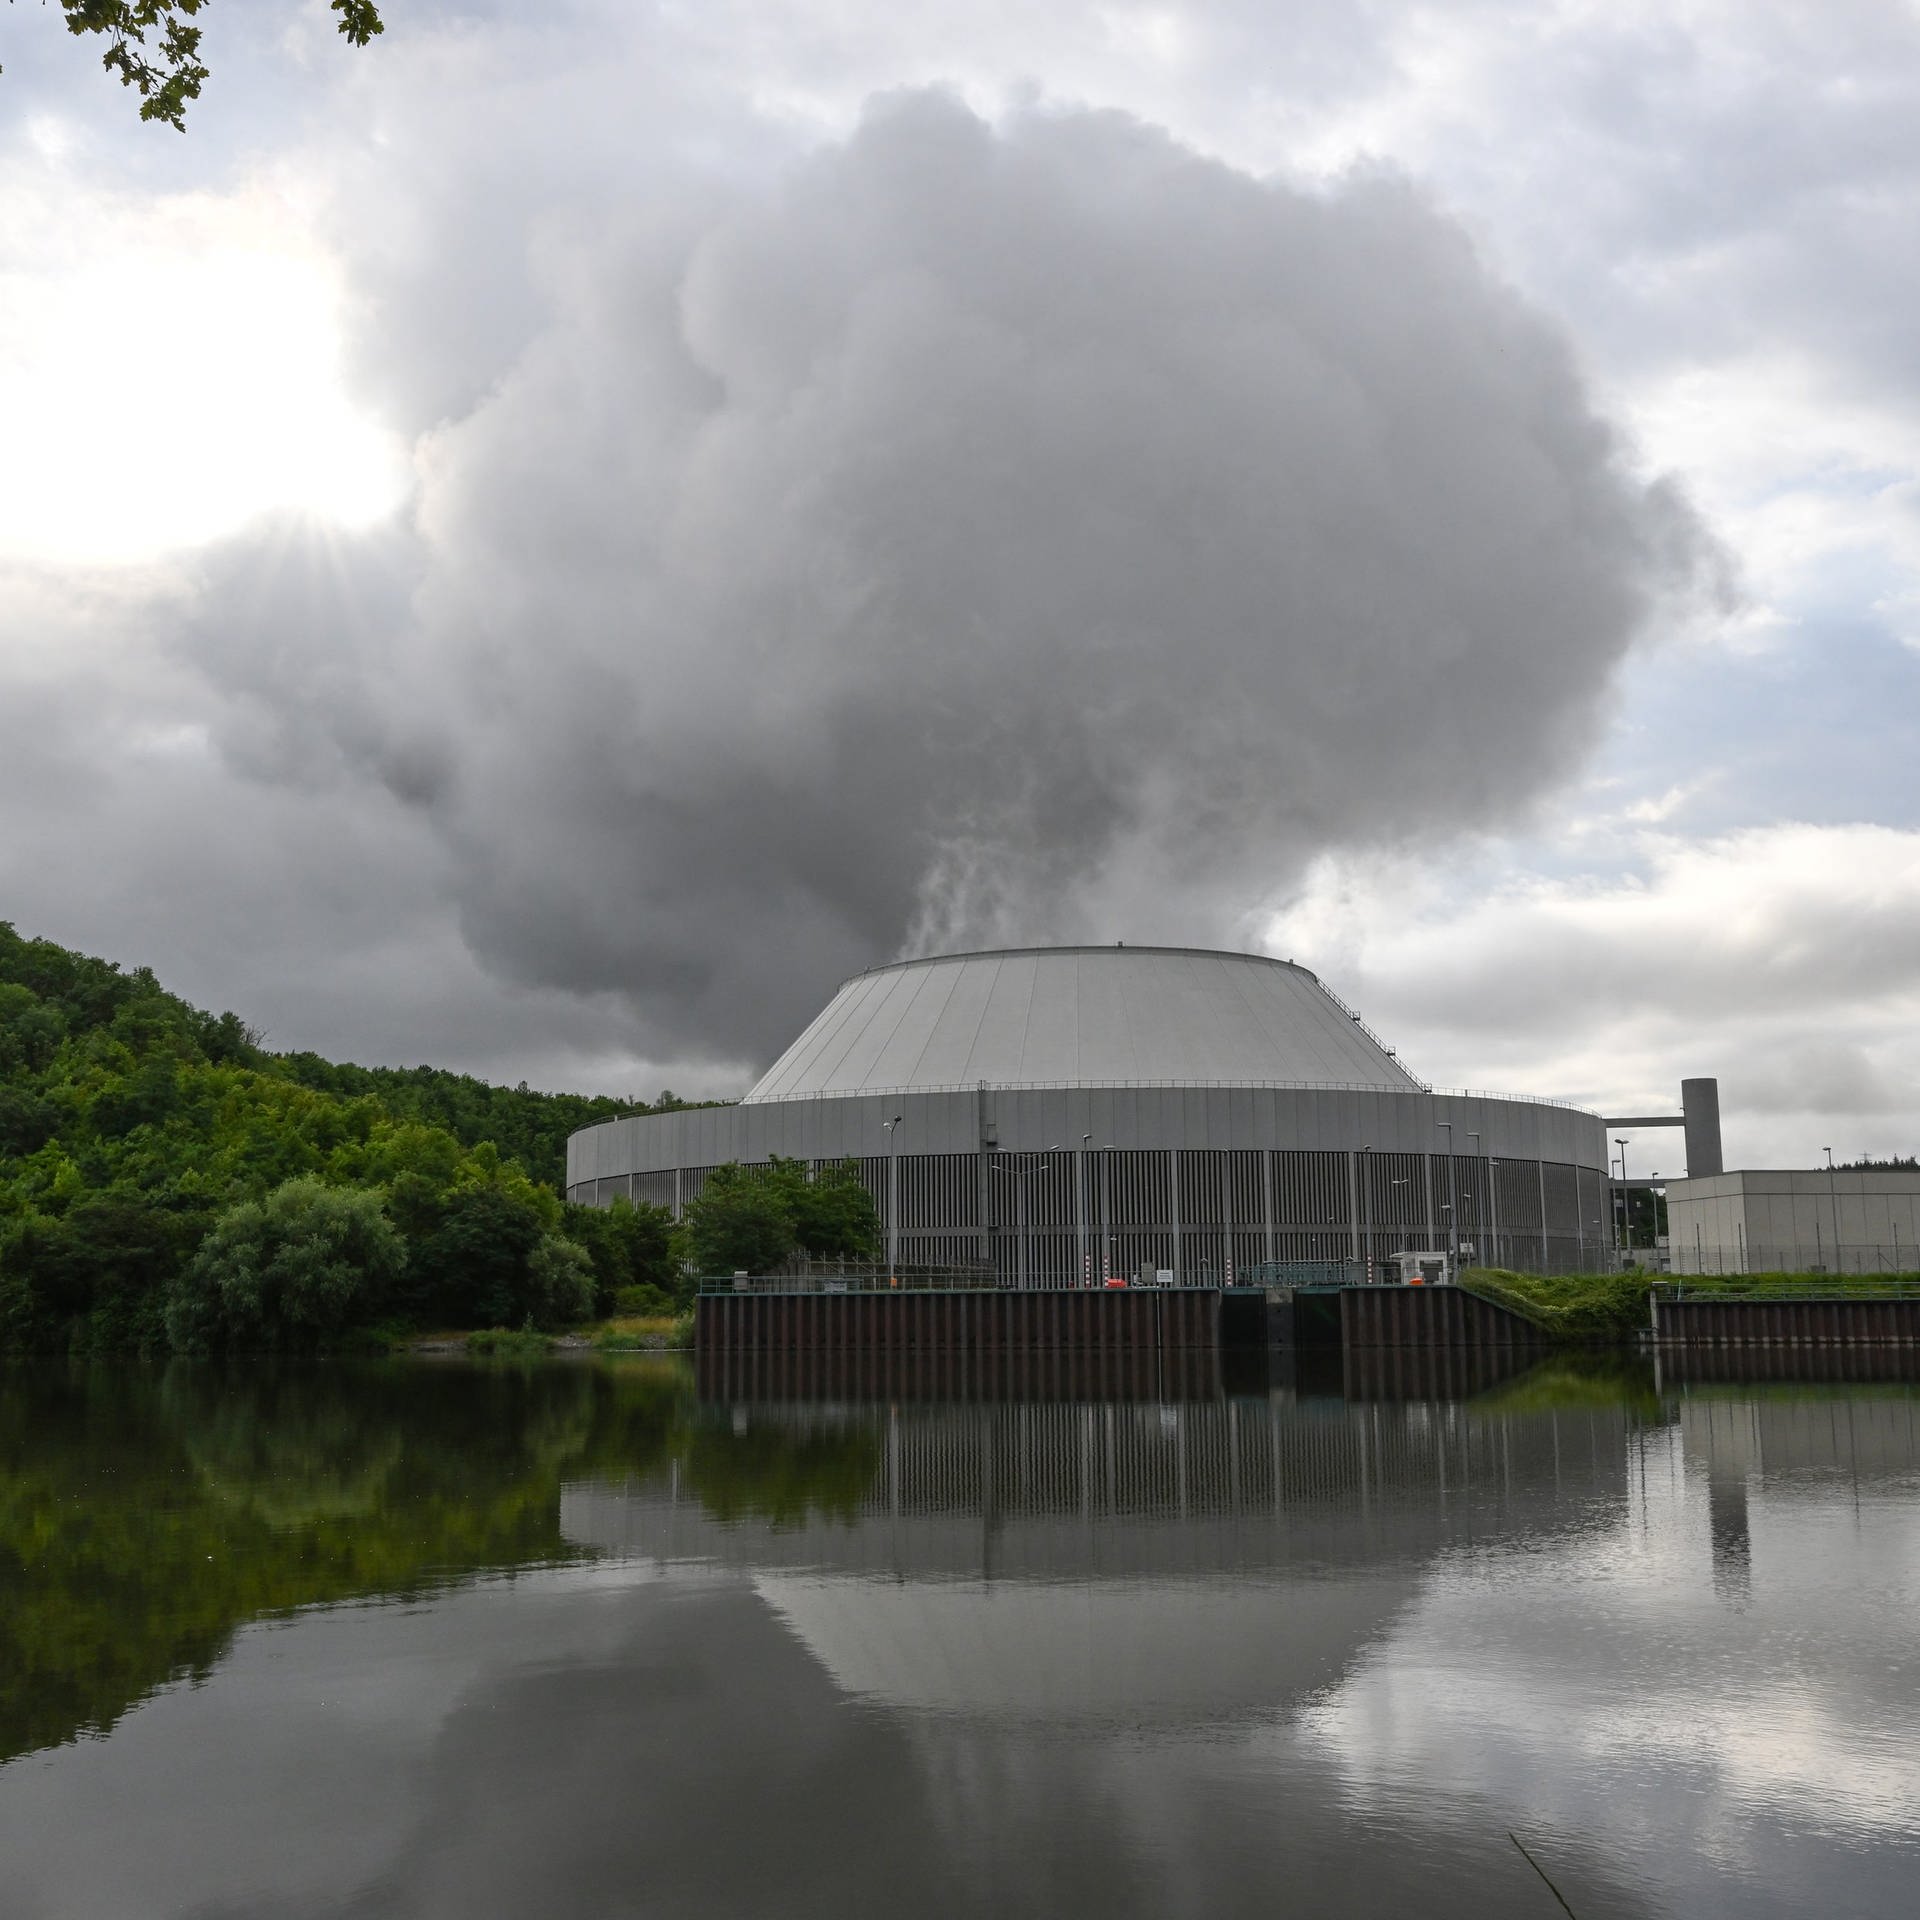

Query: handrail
[719,1080,1597,1112]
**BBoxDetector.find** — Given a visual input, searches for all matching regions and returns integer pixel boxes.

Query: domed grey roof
[742,945,1423,1101]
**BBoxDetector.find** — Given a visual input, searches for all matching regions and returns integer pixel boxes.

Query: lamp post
[1079,1133,1092,1288]
[1100,1143,1115,1285]
[1467,1131,1482,1269]
[1438,1121,1459,1278]
[1390,1177,1410,1260]
[1486,1155,1499,1269]
[1359,1145,1372,1282]
[1615,1137,1629,1262]
[994,1150,1057,1289]
[882,1114,903,1278]
[1824,1146,1840,1274]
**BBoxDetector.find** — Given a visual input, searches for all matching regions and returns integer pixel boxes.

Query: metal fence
[1667,1241,1920,1278]
[1657,1273,1920,1301]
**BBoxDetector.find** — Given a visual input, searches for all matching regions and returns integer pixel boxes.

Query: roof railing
[715,1079,1597,1112]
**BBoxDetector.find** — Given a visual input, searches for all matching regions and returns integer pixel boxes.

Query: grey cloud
[1737,1044,1908,1120]
[184,92,1707,1064]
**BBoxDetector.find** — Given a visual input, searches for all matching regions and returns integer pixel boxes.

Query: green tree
[776,1157,881,1260]
[675,1164,794,1276]
[0,922,719,1348]
[165,1177,405,1351]
[524,1233,597,1329]
[0,1194,197,1352]
[563,1195,680,1314]
[8,3,386,130]
[404,1181,546,1329]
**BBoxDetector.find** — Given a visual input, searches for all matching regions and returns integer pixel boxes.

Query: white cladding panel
[745,947,1422,1102]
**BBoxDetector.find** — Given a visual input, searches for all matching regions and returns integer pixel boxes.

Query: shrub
[465,1325,554,1357]
[165,1178,406,1352]
[613,1282,675,1316]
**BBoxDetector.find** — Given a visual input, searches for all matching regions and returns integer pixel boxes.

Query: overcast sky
[2,0,1917,1167]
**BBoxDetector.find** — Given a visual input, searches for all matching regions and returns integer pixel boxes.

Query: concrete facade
[1664,1168,1920,1274]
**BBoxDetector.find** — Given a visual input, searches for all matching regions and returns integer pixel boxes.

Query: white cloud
[0,175,408,564]
[1268,821,1920,1165]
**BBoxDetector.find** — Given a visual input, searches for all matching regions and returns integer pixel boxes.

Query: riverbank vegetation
[0,924,865,1354]
[1464,1265,1920,1344]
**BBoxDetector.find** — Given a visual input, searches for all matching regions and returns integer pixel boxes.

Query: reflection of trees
[0,1356,883,1765]
[676,1420,882,1528]
[165,1370,407,1526]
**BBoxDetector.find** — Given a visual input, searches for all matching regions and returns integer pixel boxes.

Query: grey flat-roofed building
[1665,1168,1920,1274]
[567,944,1615,1277]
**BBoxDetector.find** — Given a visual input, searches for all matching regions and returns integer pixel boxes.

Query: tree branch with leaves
[6,2,384,129]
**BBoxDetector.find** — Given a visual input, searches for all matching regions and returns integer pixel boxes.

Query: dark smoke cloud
[188,91,1710,1063]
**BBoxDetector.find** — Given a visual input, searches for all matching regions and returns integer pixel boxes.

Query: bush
[165,1178,406,1352]
[613,1282,675,1316]
[465,1325,554,1357]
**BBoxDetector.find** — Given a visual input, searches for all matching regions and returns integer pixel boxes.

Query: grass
[590,1311,695,1353]
[464,1325,556,1357]
[1462,1268,1655,1343]
[1463,1265,1920,1345]
[1665,1269,1920,1297]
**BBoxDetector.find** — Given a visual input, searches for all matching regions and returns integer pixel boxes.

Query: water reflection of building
[563,1397,1635,1725]
[1681,1394,1920,1604]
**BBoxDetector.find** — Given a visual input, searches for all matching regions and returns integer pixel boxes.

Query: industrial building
[566,944,1721,1281]
[1664,1167,1920,1275]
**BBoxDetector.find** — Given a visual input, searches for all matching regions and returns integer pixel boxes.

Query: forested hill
[274,1056,705,1188]
[0,921,716,1354]
[0,921,706,1187]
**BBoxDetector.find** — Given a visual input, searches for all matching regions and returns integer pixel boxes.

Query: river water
[2,1353,1917,1918]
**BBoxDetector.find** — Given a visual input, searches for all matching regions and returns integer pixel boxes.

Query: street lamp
[1079,1133,1092,1288]
[994,1149,1057,1289]
[1359,1145,1372,1282]
[1467,1131,1482,1269]
[1615,1136,1629,1261]
[1100,1143,1116,1285]
[1824,1146,1841,1274]
[882,1114,904,1277]
[1438,1120,1459,1278]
